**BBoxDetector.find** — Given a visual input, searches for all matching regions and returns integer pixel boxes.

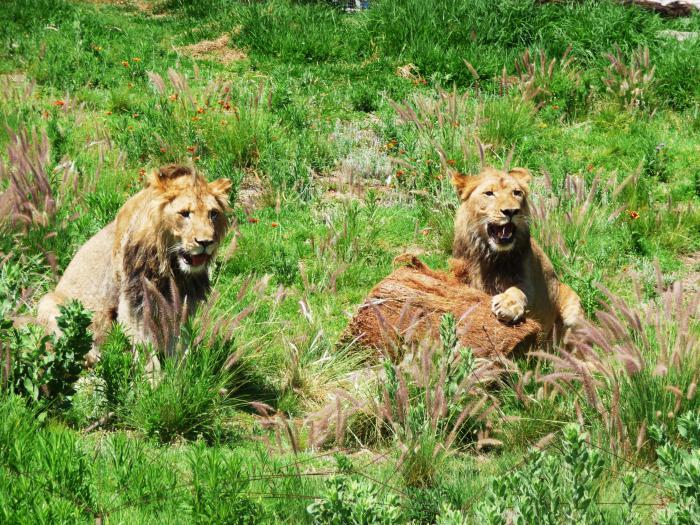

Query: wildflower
[222,102,231,110]
[396,170,405,177]
[132,57,141,62]
[447,159,456,166]
[628,210,640,220]
[196,107,205,114]
[271,222,279,228]
[168,94,178,101]
[248,217,259,224]
[132,113,139,119]
[194,156,201,161]
[53,100,65,107]
[420,228,430,236]
[105,110,112,115]
[121,60,130,68]
[187,146,196,153]
[159,147,167,153]
[191,116,201,122]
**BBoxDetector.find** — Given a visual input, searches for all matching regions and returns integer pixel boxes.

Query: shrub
[650,411,700,524]
[4,300,91,408]
[473,425,614,524]
[307,457,403,524]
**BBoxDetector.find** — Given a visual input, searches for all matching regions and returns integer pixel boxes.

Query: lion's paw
[491,291,526,323]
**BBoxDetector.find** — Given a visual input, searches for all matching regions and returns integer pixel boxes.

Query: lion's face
[147,165,232,275]
[453,167,531,255]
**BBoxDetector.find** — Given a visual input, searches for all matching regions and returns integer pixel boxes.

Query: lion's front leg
[491,286,527,323]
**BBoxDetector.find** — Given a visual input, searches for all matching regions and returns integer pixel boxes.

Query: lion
[37,164,232,362]
[450,166,583,341]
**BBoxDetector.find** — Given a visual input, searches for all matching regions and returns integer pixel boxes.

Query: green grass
[1,0,700,522]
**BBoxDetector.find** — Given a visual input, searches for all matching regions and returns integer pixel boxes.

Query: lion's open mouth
[180,251,210,267]
[487,222,516,245]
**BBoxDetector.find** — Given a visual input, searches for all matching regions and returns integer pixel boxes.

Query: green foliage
[188,444,261,524]
[651,411,700,524]
[4,300,91,408]
[307,458,403,524]
[474,425,608,524]
[124,337,240,443]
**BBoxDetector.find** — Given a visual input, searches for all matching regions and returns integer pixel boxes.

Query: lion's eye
[179,210,191,218]
[513,190,523,197]
[484,191,495,197]
[210,210,219,221]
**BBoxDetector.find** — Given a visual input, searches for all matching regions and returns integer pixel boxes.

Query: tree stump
[344,256,542,360]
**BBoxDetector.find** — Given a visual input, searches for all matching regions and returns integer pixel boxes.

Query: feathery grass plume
[0,126,54,230]
[603,45,656,112]
[537,273,699,456]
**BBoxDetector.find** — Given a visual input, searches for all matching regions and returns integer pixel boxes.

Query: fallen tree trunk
[623,1,698,16]
[344,256,541,360]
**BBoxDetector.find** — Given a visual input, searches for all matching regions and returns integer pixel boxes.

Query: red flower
[248,217,259,224]
[187,146,196,153]
[271,222,279,228]
[628,210,640,220]
[53,100,65,107]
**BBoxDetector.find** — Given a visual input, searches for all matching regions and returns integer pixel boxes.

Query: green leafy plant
[474,425,607,524]
[5,300,91,408]
[650,411,700,524]
[307,457,403,524]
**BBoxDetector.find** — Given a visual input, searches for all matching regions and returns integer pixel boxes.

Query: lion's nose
[195,238,214,247]
[501,208,519,218]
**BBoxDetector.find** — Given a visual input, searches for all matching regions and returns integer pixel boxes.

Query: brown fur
[37,164,232,360]
[450,167,583,341]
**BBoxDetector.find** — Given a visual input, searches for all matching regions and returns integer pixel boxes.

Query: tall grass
[537,276,699,455]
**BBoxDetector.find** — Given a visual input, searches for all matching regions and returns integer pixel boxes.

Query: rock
[658,29,700,41]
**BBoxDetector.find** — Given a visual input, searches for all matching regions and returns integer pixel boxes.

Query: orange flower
[121,60,130,68]
[447,159,456,166]
[53,100,65,107]
[191,116,201,122]
[168,94,178,101]
[187,146,196,153]
[628,210,640,220]
[194,156,201,161]
[222,102,231,111]
[159,147,167,153]
[271,222,279,228]
[196,107,205,114]
[420,228,430,236]
[132,57,141,62]
[132,113,139,118]
[105,110,112,115]
[396,170,405,177]
[552,105,560,110]
[247,217,259,224]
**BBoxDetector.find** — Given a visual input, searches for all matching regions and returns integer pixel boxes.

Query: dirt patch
[237,170,270,214]
[177,35,247,65]
[681,251,700,292]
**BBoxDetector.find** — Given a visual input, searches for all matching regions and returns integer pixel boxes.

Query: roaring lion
[450,166,583,341]
[37,164,232,360]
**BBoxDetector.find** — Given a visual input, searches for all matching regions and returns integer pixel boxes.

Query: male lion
[37,164,232,360]
[450,166,583,341]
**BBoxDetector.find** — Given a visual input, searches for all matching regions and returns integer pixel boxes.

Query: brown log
[344,256,541,360]
[623,1,698,17]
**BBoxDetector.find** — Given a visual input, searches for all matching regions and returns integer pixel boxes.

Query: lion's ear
[209,178,232,199]
[147,164,194,190]
[509,168,532,187]
[452,172,481,201]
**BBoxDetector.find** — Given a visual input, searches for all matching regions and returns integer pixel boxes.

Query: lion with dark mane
[450,166,583,341]
[37,164,232,360]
